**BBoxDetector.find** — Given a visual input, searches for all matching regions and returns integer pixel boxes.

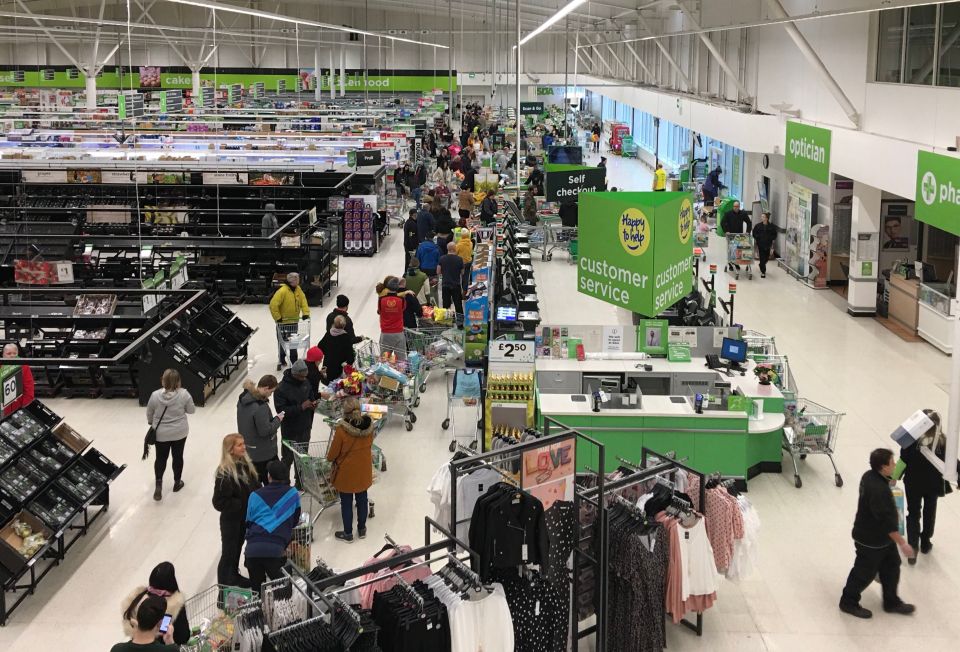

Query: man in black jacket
[273,361,315,488]
[479,188,498,226]
[721,201,752,273]
[839,448,915,619]
[751,212,777,278]
[402,209,419,271]
[325,295,363,345]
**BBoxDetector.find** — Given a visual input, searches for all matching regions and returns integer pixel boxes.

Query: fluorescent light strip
[519,0,587,47]
[160,0,449,49]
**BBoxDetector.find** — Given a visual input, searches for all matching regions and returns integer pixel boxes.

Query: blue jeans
[339,491,368,535]
[412,186,423,209]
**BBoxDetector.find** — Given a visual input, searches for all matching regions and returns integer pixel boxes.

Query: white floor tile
[2,148,957,651]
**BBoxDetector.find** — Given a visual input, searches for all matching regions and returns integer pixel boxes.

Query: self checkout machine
[706,337,748,377]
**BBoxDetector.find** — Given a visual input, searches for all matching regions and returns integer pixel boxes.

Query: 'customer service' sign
[916,150,960,237]
[785,121,831,185]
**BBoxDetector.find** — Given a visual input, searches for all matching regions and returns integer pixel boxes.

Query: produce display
[0,410,45,447]
[55,461,107,503]
[29,486,79,529]
[10,519,48,557]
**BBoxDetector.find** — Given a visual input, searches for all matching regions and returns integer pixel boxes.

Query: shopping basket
[782,398,844,489]
[181,584,259,651]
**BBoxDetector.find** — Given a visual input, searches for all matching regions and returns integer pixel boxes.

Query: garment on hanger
[468,481,549,581]
[357,545,433,609]
[423,575,515,652]
[606,504,669,652]
[703,486,744,575]
[543,500,577,584]
[726,494,761,580]
[371,580,450,652]
[495,570,568,652]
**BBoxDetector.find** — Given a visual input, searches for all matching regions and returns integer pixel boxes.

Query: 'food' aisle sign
[785,120,831,185]
[577,192,694,317]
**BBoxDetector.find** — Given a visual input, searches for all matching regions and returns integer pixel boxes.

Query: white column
[85,74,97,111]
[191,70,201,102]
[846,181,883,315]
[946,247,960,483]
[340,49,345,97]
[314,48,322,101]
[329,49,335,100]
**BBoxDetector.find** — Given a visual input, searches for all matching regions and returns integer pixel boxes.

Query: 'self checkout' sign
[545,165,606,203]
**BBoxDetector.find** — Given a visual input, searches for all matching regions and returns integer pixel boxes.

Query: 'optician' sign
[785,120,831,185]
[916,150,960,237]
[577,191,694,316]
[545,164,606,203]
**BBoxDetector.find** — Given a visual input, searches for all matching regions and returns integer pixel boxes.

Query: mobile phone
[159,614,173,634]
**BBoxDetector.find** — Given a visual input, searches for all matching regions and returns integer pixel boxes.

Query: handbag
[142,405,169,460]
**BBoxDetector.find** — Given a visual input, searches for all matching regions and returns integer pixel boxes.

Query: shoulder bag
[142,405,169,460]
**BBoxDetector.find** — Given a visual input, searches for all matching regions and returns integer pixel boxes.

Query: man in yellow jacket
[270,272,310,369]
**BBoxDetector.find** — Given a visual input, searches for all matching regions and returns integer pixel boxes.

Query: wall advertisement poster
[784,183,817,279]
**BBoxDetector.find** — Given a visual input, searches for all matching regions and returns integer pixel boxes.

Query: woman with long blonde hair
[212,433,260,586]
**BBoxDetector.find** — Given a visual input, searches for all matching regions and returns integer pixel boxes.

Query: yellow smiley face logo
[678,198,693,245]
[618,207,651,256]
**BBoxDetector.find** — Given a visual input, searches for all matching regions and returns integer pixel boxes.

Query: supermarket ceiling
[0,0,936,46]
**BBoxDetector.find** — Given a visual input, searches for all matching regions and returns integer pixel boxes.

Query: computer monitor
[720,337,747,364]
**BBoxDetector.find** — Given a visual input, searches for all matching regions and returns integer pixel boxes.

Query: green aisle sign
[785,121,831,185]
[916,150,960,236]
[578,191,695,317]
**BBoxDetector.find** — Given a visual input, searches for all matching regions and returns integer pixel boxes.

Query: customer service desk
[536,358,786,479]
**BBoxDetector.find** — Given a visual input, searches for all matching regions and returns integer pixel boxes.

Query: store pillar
[191,70,201,101]
[846,181,882,316]
[85,75,97,111]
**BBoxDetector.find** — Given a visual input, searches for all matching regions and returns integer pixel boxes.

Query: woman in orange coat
[326,397,375,543]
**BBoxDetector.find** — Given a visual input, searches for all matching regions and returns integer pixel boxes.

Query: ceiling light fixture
[519,0,587,47]
[159,0,449,48]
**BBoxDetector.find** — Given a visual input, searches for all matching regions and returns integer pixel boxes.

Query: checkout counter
[536,356,786,479]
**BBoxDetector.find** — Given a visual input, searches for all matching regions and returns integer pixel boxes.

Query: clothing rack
[448,427,609,651]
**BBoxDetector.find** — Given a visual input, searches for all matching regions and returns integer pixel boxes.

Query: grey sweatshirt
[146,388,196,442]
[236,379,282,462]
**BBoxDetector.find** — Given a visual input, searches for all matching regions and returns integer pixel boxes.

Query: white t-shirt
[447,583,514,652]
[678,517,719,598]
[455,467,504,540]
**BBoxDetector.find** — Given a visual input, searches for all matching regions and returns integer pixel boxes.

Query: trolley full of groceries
[351,339,419,431]
[405,322,465,393]
[726,233,754,280]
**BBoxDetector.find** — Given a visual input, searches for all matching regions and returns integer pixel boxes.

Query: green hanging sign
[577,191,695,317]
[785,120,831,185]
[915,150,960,237]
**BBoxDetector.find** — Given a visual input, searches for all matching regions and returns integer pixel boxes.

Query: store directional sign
[277,79,287,94]
[252,82,265,99]
[577,191,694,316]
[117,92,144,119]
[784,120,831,185]
[354,149,383,167]
[160,90,182,113]
[200,86,215,109]
[520,102,545,116]
[545,164,606,203]
[916,150,960,237]
[229,83,242,105]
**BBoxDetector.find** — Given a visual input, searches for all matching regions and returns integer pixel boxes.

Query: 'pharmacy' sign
[785,120,831,185]
[916,150,960,236]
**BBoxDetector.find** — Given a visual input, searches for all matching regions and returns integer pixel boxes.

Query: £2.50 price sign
[489,340,535,363]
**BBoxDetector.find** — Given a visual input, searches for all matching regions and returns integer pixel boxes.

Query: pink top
[357,546,433,609]
[703,488,744,574]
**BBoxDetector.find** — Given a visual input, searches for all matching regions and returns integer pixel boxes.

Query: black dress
[608,519,669,652]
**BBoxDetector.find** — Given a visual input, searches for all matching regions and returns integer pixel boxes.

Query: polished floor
[2,148,958,651]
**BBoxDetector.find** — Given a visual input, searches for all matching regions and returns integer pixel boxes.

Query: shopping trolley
[442,368,483,452]
[742,330,778,359]
[782,398,844,489]
[282,438,339,523]
[726,233,754,280]
[405,324,464,393]
[353,339,418,431]
[276,318,311,370]
[181,584,259,651]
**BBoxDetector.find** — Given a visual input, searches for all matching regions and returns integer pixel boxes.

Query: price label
[489,340,534,363]
[0,366,22,409]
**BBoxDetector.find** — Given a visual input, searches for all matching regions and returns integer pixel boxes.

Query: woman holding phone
[121,562,190,645]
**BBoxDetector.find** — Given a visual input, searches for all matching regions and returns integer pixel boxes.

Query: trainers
[761,273,766,278]
[358,528,367,539]
[908,556,917,565]
[334,531,354,543]
[173,480,185,492]
[883,603,916,615]
[920,539,933,554]
[839,602,872,619]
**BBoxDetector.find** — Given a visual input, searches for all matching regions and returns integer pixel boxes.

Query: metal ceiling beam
[586,34,618,78]
[623,40,653,83]
[763,0,858,126]
[636,13,691,90]
[676,1,751,101]
[603,43,629,79]
[13,0,84,70]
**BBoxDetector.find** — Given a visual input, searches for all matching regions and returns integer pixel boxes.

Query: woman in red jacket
[376,277,408,359]
[2,344,35,417]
